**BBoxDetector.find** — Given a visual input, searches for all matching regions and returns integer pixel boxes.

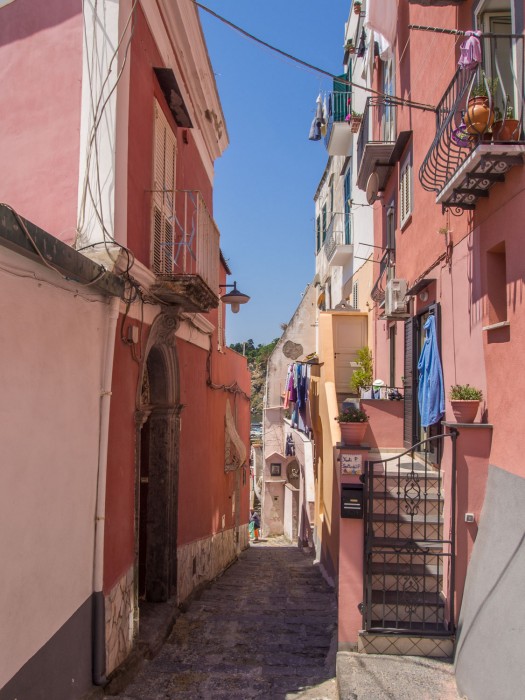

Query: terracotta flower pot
[492,119,520,142]
[354,3,362,14]
[463,96,494,136]
[450,400,480,423]
[340,421,368,445]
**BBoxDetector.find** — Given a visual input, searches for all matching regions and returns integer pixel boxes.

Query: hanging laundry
[308,93,324,141]
[417,315,445,428]
[357,28,366,58]
[285,433,295,457]
[458,31,482,70]
[364,0,397,60]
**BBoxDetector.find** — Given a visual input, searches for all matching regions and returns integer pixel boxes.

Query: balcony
[324,89,354,157]
[370,250,394,306]
[324,213,353,266]
[356,98,411,192]
[419,34,525,211]
[151,190,220,312]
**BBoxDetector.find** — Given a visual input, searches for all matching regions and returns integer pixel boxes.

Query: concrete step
[371,521,442,541]
[357,631,454,658]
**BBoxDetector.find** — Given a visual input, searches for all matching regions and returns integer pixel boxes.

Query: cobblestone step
[106,538,337,699]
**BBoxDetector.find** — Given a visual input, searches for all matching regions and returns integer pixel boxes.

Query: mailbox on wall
[341,483,364,519]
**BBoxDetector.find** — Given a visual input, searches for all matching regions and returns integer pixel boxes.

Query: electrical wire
[1,203,109,287]
[193,1,436,112]
[76,0,138,272]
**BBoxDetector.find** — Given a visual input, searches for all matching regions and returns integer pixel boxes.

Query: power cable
[193,1,436,112]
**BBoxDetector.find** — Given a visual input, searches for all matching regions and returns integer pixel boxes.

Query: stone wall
[105,566,134,676]
[177,525,249,604]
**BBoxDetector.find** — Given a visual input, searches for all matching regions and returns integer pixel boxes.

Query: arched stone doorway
[136,312,181,603]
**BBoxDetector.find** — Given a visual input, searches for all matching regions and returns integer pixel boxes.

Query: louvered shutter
[399,154,412,227]
[151,100,177,274]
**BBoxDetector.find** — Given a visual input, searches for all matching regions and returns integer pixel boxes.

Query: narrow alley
[106,539,338,700]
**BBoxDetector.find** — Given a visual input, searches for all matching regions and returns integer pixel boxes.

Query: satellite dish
[366,171,380,205]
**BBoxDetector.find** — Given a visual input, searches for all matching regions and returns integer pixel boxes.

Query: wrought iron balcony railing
[324,88,353,156]
[370,250,395,304]
[151,189,220,311]
[419,33,525,210]
[356,97,400,191]
[324,212,352,263]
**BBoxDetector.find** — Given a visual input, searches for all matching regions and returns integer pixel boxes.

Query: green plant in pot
[449,384,483,423]
[464,75,498,136]
[335,405,369,445]
[350,347,373,395]
[493,96,521,142]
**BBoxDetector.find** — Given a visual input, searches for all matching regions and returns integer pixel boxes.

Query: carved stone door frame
[135,311,181,603]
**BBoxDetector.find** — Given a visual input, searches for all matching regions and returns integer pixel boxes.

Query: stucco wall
[0,246,108,690]
[0,0,83,243]
[455,466,525,700]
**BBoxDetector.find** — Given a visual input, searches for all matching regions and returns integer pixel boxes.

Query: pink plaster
[361,400,404,448]
[0,0,83,242]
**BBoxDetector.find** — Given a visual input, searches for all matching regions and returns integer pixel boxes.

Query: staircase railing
[362,430,458,635]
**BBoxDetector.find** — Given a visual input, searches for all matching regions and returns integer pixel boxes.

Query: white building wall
[0,245,109,687]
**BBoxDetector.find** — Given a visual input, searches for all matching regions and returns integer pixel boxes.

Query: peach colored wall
[0,0,82,243]
[360,400,404,449]
[0,246,108,687]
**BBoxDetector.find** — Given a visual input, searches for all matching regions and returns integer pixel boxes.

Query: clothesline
[409,24,523,39]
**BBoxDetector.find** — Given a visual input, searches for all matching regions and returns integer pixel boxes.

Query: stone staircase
[358,455,455,658]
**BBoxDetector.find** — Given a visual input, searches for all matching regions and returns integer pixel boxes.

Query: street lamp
[219,281,250,313]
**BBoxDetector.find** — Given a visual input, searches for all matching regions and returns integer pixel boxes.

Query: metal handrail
[363,430,458,635]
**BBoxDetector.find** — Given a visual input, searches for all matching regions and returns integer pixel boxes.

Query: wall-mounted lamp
[219,281,250,313]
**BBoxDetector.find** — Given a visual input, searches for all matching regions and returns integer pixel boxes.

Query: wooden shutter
[151,100,177,274]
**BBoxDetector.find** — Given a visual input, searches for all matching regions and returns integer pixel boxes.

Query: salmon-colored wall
[103,317,141,594]
[477,167,525,478]
[0,0,82,243]
[127,6,213,267]
[361,400,404,449]
[177,336,251,544]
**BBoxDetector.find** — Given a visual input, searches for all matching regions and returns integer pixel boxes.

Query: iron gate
[362,431,457,635]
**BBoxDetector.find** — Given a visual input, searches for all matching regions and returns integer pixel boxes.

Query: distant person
[249,510,260,542]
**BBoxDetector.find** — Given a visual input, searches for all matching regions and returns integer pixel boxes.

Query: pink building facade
[353,1,525,697]
[0,2,250,698]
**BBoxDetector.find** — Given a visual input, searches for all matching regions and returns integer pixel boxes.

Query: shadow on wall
[454,466,525,700]
[0,1,81,48]
[360,399,404,448]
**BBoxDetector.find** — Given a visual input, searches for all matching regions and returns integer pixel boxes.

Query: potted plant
[344,39,356,55]
[350,346,373,395]
[449,384,483,423]
[354,0,362,15]
[492,97,521,142]
[350,110,363,133]
[463,76,497,136]
[335,405,369,444]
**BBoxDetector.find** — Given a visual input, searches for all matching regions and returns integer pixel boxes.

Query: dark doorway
[137,339,180,603]
[403,303,442,454]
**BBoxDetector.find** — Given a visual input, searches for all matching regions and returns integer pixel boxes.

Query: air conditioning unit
[385,278,409,316]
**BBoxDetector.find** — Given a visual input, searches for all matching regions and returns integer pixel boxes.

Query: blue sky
[198,1,349,346]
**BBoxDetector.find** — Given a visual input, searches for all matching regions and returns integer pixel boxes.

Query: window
[486,242,507,325]
[316,215,321,253]
[353,280,359,310]
[151,100,177,274]
[399,152,412,227]
[322,203,327,244]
